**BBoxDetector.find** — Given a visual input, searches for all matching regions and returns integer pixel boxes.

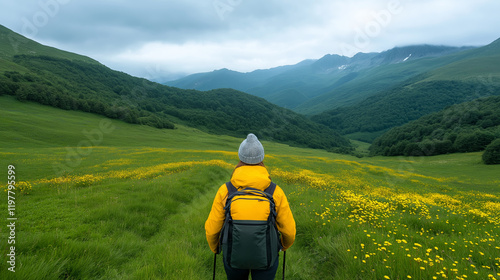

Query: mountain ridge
[166,44,475,112]
[312,37,500,142]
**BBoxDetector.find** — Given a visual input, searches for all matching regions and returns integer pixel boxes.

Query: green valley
[1,95,499,280]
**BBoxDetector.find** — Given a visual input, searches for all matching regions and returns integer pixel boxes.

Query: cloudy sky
[1,0,499,81]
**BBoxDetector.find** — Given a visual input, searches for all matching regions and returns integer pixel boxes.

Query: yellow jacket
[205,165,296,253]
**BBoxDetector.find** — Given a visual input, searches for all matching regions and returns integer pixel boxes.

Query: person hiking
[205,133,296,280]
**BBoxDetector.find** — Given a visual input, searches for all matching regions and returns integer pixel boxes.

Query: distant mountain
[312,37,500,142]
[0,25,352,152]
[166,59,315,95]
[166,45,474,112]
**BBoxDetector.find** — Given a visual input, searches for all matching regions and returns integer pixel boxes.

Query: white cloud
[1,0,499,77]
[110,39,313,74]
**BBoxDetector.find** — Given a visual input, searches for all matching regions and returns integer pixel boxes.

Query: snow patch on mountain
[403,54,412,62]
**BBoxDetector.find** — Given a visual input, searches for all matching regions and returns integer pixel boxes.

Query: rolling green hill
[369,95,500,156]
[419,38,500,83]
[0,25,98,67]
[0,25,351,152]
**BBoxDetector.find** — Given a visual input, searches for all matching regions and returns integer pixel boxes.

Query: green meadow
[1,96,499,279]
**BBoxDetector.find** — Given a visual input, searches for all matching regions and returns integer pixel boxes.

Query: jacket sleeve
[274,186,296,251]
[205,184,228,253]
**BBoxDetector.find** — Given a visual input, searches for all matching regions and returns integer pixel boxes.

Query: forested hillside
[0,25,352,152]
[369,95,500,156]
[312,79,500,142]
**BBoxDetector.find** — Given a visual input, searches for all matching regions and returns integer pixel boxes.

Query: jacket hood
[230,165,271,191]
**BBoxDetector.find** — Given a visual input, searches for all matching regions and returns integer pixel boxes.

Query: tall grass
[1,97,499,279]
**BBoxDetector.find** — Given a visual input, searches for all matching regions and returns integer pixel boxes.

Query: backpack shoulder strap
[220,182,237,249]
[264,182,276,196]
[226,181,276,196]
[225,181,238,195]
[264,182,277,220]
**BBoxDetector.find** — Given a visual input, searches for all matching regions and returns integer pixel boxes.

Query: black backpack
[219,181,282,270]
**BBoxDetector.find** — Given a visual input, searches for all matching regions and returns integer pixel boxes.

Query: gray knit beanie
[238,133,265,164]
